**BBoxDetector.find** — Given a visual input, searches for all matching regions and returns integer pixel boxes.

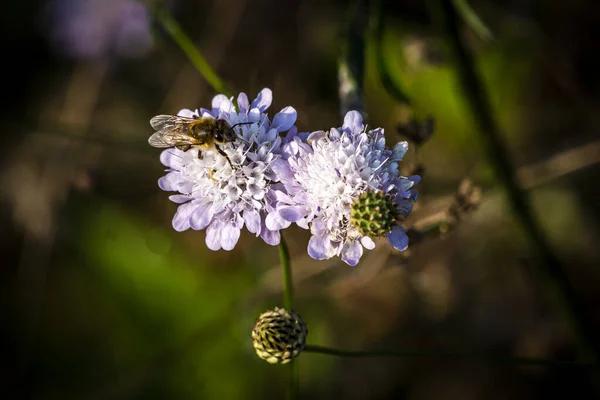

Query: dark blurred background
[1,0,600,398]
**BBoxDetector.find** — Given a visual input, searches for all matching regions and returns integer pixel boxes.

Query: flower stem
[152,6,231,96]
[429,0,600,361]
[451,0,493,42]
[278,235,297,399]
[305,345,598,369]
[338,0,369,120]
[279,235,294,311]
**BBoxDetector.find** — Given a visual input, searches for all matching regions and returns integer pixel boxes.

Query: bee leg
[215,144,234,169]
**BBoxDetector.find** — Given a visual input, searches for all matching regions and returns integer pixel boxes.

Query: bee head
[214,119,236,144]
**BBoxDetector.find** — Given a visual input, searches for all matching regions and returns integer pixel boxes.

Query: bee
[148,115,252,168]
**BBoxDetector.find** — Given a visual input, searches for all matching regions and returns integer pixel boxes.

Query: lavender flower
[48,0,153,59]
[157,89,297,250]
[272,111,420,266]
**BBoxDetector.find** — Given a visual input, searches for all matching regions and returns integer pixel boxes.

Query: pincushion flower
[156,88,297,250]
[272,111,420,266]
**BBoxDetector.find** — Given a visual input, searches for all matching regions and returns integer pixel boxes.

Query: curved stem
[278,235,297,399]
[305,345,598,369]
[429,0,600,362]
[152,7,231,96]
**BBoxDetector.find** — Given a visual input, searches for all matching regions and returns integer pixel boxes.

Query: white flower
[272,111,420,265]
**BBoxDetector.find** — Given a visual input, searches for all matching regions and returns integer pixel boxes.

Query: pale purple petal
[270,159,295,182]
[247,108,261,123]
[160,149,186,169]
[387,226,409,251]
[158,173,183,192]
[307,235,329,260]
[177,109,197,118]
[271,106,297,132]
[307,130,326,144]
[310,219,327,236]
[220,223,241,251]
[199,108,213,118]
[408,175,421,184]
[169,195,191,204]
[296,218,310,230]
[172,202,197,232]
[279,206,307,222]
[342,110,364,133]
[265,212,291,230]
[260,221,280,245]
[212,94,231,111]
[190,206,212,230]
[308,235,336,260]
[237,92,249,113]
[393,141,409,160]
[205,222,222,251]
[281,140,299,159]
[341,239,363,266]
[250,88,272,112]
[395,199,414,217]
[360,236,376,250]
[243,209,261,234]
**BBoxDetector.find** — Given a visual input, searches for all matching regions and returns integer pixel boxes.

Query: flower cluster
[153,89,419,265]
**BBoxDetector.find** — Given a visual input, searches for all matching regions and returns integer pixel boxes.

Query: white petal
[360,236,376,250]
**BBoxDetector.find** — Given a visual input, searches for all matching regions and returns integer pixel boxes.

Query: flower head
[157,88,298,250]
[273,111,420,266]
[252,307,308,364]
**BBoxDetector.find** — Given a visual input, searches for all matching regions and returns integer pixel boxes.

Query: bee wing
[148,130,200,148]
[150,115,196,131]
[148,115,201,148]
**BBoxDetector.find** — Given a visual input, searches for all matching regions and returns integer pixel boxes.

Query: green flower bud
[350,190,398,237]
[252,307,308,364]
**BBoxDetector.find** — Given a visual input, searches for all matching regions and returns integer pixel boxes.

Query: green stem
[152,7,231,96]
[305,345,598,369]
[431,0,600,361]
[278,235,297,399]
[452,0,493,42]
[338,0,368,119]
[279,235,294,311]
[371,0,412,105]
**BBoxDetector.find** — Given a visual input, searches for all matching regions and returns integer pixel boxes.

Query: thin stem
[279,235,293,311]
[152,7,231,96]
[305,345,598,369]
[431,0,600,362]
[338,0,369,119]
[452,0,493,42]
[278,235,297,399]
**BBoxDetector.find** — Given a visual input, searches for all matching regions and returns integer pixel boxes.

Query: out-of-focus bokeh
[1,0,600,398]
